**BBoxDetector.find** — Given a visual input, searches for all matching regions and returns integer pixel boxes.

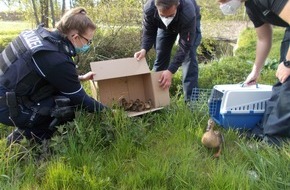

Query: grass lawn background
[0,21,289,190]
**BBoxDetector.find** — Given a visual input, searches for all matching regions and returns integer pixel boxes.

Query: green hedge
[0,33,20,52]
[0,21,30,51]
[235,27,284,68]
[0,23,279,97]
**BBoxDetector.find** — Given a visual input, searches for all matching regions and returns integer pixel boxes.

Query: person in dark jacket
[0,7,107,145]
[134,0,202,102]
[218,0,290,146]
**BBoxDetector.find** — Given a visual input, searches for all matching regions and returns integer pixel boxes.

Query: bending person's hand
[276,62,290,83]
[134,49,146,61]
[79,71,95,81]
[244,70,260,86]
[159,70,173,89]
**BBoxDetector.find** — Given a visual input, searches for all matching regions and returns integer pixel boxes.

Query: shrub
[0,21,31,51]
[76,27,142,73]
[0,33,21,52]
[168,50,252,98]
[198,56,251,89]
[197,37,218,63]
[235,27,285,62]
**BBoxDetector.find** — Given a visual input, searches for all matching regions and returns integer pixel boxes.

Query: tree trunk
[62,0,65,15]
[40,0,49,27]
[31,0,40,25]
[44,0,49,27]
[50,0,55,27]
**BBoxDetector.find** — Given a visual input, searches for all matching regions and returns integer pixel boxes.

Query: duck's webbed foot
[214,145,222,158]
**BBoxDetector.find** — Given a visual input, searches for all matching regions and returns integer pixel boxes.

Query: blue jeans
[153,18,202,101]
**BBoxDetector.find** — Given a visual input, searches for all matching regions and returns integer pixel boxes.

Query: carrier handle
[240,82,259,88]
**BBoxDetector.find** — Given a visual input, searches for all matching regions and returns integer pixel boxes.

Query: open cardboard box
[90,57,170,117]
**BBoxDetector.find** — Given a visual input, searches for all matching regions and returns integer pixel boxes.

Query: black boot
[6,129,25,146]
[262,135,289,147]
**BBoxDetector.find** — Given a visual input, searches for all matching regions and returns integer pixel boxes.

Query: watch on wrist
[283,60,290,68]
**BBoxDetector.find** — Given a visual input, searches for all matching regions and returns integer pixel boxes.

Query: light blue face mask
[75,44,90,54]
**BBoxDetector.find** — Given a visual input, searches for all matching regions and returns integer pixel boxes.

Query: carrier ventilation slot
[230,101,267,111]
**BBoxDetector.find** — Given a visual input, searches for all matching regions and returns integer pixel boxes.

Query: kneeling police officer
[0,7,106,145]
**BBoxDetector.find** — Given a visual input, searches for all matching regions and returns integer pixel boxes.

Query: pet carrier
[191,84,273,129]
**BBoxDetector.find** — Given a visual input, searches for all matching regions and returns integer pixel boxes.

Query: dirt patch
[201,21,254,41]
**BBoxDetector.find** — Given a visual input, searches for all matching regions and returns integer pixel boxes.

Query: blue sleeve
[32,51,108,113]
[168,3,200,74]
[66,88,107,113]
[141,1,158,52]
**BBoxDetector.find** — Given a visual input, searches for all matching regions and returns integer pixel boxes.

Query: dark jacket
[245,0,289,27]
[0,25,105,113]
[141,0,201,74]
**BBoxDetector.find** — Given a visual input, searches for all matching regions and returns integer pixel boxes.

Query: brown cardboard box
[90,57,170,117]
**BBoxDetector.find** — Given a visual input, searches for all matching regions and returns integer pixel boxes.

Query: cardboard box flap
[148,72,170,107]
[90,58,150,81]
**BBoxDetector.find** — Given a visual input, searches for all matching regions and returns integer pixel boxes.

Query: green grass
[0,22,289,189]
[0,21,33,51]
[1,103,289,189]
[0,21,32,32]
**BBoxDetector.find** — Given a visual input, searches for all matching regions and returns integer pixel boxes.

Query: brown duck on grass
[201,118,224,158]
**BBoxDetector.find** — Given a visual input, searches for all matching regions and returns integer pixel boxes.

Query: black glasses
[78,34,93,45]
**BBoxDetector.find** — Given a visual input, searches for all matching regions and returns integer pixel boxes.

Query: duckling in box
[119,98,152,112]
[201,118,224,158]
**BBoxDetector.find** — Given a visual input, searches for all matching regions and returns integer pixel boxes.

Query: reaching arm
[244,23,272,84]
[254,24,273,73]
[278,0,290,64]
[279,0,290,24]
[79,71,95,81]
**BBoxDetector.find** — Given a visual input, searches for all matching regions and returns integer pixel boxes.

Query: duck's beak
[206,124,211,131]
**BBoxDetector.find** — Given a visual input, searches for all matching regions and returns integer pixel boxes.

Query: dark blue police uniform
[0,25,105,141]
